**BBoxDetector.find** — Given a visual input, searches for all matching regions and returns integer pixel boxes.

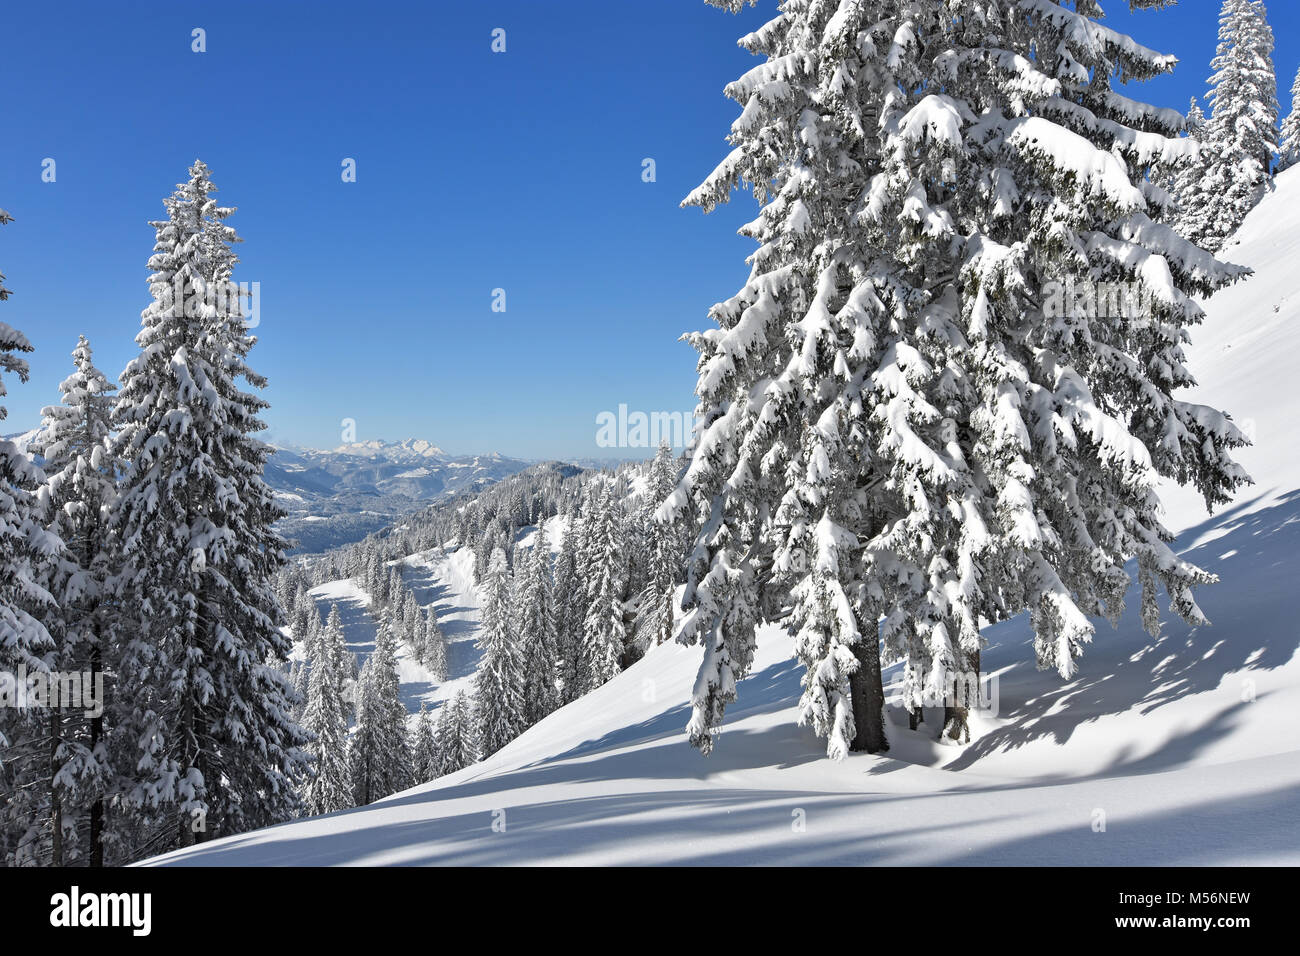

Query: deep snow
[145,172,1300,867]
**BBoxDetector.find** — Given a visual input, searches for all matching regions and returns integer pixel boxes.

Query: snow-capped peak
[330,438,448,461]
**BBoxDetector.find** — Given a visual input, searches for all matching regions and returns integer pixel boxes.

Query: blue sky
[1,0,1296,459]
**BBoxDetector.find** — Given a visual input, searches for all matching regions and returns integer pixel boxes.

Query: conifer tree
[1166,97,1207,222]
[410,702,438,784]
[421,608,448,681]
[514,527,559,725]
[29,336,120,864]
[301,603,324,666]
[0,209,64,865]
[435,691,477,776]
[291,657,310,721]
[473,549,526,756]
[579,484,628,693]
[348,623,410,805]
[551,523,584,704]
[292,581,315,636]
[634,443,685,652]
[1180,0,1279,249]
[1279,66,1300,173]
[667,0,1251,758]
[302,609,353,816]
[323,603,352,702]
[111,161,307,852]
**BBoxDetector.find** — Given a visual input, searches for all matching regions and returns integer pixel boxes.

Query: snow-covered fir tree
[551,522,585,704]
[294,603,327,724]
[290,657,310,721]
[578,483,629,693]
[473,548,526,756]
[291,580,316,637]
[1279,66,1300,173]
[302,604,353,816]
[474,517,509,580]
[1168,97,1207,222]
[0,209,64,866]
[1179,0,1278,250]
[435,690,477,776]
[322,603,349,686]
[410,702,438,784]
[110,161,307,853]
[303,603,325,664]
[399,591,420,653]
[420,608,448,681]
[26,336,120,865]
[513,526,559,725]
[348,622,410,805]
[665,0,1251,758]
[634,443,686,652]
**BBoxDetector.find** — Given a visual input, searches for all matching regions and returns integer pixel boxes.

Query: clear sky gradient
[1,1,1295,458]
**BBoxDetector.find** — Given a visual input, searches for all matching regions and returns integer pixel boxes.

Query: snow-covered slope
[0,427,43,458]
[145,173,1300,867]
[1157,171,1300,534]
[296,546,485,718]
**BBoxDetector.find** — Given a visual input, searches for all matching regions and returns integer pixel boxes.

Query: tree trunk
[849,637,889,753]
[50,707,63,866]
[178,684,196,849]
[943,649,980,744]
[88,642,103,867]
[194,749,210,845]
[89,801,103,867]
[187,585,212,845]
[83,527,106,867]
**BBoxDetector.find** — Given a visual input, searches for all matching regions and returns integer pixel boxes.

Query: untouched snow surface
[146,173,1300,867]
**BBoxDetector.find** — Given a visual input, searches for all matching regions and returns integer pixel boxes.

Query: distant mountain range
[328,437,449,460]
[5,431,533,555]
[268,440,523,499]
[265,440,531,552]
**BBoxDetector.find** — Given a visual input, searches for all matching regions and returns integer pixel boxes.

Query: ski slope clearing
[391,547,484,708]
[145,173,1300,867]
[294,548,484,718]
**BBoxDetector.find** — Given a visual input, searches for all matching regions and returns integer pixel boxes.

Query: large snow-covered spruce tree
[27,336,121,865]
[665,0,1251,758]
[348,622,410,806]
[302,605,353,816]
[111,161,306,853]
[1168,97,1207,222]
[0,210,65,865]
[419,607,449,681]
[1179,0,1278,250]
[578,483,629,693]
[513,526,559,725]
[473,548,526,756]
[435,690,478,777]
[410,702,438,784]
[634,443,688,651]
[551,525,585,704]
